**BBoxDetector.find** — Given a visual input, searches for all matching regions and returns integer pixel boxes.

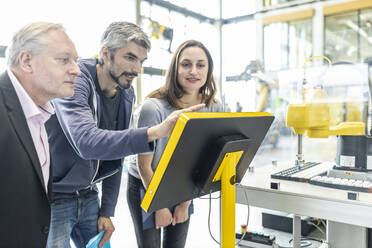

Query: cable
[320,219,327,228]
[235,183,250,246]
[206,184,251,246]
[207,192,220,245]
[306,221,325,235]
[278,236,326,248]
[279,240,312,248]
[300,55,332,101]
[301,237,326,243]
[302,55,332,69]
[199,193,221,200]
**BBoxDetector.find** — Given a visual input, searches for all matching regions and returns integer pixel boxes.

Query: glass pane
[264,22,289,71]
[141,74,165,99]
[325,11,358,63]
[222,20,256,76]
[140,1,151,17]
[140,3,219,103]
[263,0,299,7]
[222,0,256,19]
[288,19,312,69]
[360,8,372,61]
[169,11,187,52]
[149,4,170,25]
[167,0,219,19]
[222,20,257,113]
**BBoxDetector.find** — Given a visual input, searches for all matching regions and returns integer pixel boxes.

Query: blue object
[86,231,111,248]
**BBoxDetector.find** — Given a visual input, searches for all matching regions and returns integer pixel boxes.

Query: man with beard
[45,22,204,248]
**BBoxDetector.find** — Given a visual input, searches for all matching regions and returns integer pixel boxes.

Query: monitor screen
[141,112,274,213]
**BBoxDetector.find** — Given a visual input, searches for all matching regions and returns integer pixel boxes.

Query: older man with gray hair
[46,22,204,248]
[0,22,80,247]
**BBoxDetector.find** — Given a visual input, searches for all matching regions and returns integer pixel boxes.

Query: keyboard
[309,169,372,193]
[271,162,332,182]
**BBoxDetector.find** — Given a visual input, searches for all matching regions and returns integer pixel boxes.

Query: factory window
[264,18,312,71]
[288,19,312,69]
[222,0,256,19]
[222,20,257,79]
[263,0,299,7]
[325,11,358,63]
[325,8,372,63]
[264,22,288,71]
[222,20,257,113]
[139,0,218,102]
[360,8,372,61]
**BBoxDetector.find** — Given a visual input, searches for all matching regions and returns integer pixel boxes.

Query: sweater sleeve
[99,164,123,217]
[52,67,152,161]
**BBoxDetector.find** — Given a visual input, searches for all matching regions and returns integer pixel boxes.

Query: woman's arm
[137,154,155,189]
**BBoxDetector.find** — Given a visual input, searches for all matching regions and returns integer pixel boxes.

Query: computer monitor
[141,112,274,213]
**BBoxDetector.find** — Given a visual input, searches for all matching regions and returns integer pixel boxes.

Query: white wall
[0,0,136,69]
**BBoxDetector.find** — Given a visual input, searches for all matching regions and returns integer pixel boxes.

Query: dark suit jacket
[0,71,51,248]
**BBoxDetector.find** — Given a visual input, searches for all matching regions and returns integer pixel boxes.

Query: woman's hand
[172,200,191,226]
[155,208,173,229]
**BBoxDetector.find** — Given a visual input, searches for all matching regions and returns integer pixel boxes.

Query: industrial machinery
[286,97,365,167]
[272,57,372,191]
[285,57,368,167]
[267,58,372,248]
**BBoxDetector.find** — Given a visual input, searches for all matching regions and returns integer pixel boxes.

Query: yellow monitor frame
[141,112,274,214]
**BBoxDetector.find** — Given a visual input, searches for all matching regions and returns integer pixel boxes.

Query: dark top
[94,76,121,130]
[94,73,122,169]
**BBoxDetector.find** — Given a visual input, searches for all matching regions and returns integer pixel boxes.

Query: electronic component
[270,182,280,190]
[271,162,332,182]
[262,211,315,236]
[310,177,372,193]
[236,232,275,248]
[309,168,372,192]
[348,192,359,200]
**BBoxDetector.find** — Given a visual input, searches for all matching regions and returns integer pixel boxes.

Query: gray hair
[7,22,65,67]
[100,22,151,60]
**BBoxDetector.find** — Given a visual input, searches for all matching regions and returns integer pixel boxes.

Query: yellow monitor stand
[141,112,274,248]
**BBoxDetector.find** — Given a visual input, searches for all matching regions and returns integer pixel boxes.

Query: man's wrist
[147,125,160,142]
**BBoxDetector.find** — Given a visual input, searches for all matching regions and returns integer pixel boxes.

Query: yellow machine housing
[286,102,365,138]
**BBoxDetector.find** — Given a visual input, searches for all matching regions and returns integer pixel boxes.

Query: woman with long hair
[127,40,223,248]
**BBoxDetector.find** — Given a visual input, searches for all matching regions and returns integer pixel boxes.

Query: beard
[109,69,137,90]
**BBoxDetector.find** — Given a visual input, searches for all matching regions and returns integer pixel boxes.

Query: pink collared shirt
[7,69,54,192]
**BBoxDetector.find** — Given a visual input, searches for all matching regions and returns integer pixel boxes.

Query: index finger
[182,103,206,113]
[98,230,113,248]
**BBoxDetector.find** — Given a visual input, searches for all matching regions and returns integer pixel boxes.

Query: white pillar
[312,2,324,65]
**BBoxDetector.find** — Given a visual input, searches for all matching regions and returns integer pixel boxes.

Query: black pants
[126,173,190,248]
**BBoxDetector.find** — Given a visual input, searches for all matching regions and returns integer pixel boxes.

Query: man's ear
[100,46,109,63]
[18,50,33,73]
